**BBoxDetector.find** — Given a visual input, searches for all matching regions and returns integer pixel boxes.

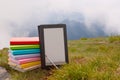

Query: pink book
[9,53,40,60]
[9,57,40,64]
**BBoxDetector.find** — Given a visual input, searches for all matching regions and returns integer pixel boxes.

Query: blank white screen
[44,28,66,65]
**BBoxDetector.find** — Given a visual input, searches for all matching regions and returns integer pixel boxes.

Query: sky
[0,0,120,49]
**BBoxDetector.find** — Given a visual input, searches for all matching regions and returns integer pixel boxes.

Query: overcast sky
[0,0,120,49]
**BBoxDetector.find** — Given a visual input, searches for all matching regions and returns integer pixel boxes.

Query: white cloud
[0,0,120,48]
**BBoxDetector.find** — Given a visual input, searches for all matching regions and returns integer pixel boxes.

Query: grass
[0,36,120,80]
[109,35,120,43]
[48,36,120,80]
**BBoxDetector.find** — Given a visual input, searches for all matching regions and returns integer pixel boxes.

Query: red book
[10,37,40,45]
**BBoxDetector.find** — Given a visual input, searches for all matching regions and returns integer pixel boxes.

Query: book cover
[9,53,40,60]
[10,49,40,55]
[10,45,40,50]
[10,64,40,72]
[8,61,41,68]
[8,57,40,64]
[10,37,40,45]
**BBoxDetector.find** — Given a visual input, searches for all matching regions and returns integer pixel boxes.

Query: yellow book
[8,61,41,69]
[10,65,40,72]
[21,61,40,68]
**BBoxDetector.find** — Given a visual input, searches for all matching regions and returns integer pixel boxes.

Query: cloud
[0,0,120,48]
[48,0,120,34]
[0,0,50,48]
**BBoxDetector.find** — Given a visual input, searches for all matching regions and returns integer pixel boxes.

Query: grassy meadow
[0,36,120,80]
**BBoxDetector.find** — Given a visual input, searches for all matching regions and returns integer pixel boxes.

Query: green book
[10,45,40,50]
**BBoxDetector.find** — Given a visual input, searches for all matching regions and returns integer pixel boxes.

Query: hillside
[0,36,120,80]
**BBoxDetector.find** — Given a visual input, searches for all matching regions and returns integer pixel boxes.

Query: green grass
[109,35,120,43]
[0,36,120,80]
[48,37,120,80]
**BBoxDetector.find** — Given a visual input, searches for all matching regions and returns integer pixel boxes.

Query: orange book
[10,64,40,72]
[8,61,41,69]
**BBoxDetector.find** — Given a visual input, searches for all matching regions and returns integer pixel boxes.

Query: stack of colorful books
[8,37,41,72]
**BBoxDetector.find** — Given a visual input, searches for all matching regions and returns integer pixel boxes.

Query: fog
[0,0,120,48]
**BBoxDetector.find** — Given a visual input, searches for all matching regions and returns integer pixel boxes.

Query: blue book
[10,49,40,55]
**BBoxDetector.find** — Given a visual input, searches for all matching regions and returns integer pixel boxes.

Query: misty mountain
[28,19,107,40]
[62,19,107,39]
[10,12,107,40]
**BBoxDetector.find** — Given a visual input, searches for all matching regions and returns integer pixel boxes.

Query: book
[10,49,40,55]
[10,37,40,45]
[9,53,40,60]
[10,45,40,50]
[8,61,41,69]
[8,57,40,64]
[10,64,40,72]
